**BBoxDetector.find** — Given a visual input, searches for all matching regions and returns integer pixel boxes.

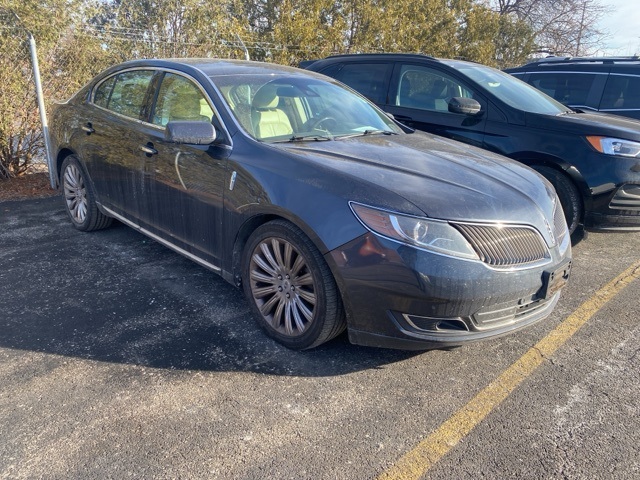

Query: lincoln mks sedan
[50,59,572,350]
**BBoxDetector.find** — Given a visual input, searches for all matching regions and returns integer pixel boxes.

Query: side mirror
[448,97,482,116]
[165,121,217,145]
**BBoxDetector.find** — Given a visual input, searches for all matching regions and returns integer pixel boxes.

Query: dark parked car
[305,54,640,235]
[50,59,571,350]
[505,56,640,120]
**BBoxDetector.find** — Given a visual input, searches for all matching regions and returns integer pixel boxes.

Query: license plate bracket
[541,259,572,299]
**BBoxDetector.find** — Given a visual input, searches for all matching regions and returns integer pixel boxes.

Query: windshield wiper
[287,134,333,142]
[337,129,398,139]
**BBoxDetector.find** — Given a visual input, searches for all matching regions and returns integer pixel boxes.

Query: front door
[384,63,488,148]
[140,72,230,265]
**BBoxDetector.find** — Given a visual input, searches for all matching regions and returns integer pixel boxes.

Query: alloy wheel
[249,237,317,337]
[63,163,88,224]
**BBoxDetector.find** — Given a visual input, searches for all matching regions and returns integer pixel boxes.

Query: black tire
[534,166,582,235]
[60,155,113,232]
[242,220,346,350]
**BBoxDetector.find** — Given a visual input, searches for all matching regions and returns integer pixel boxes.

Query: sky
[596,0,640,55]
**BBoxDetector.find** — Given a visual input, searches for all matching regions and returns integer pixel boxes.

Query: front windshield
[211,74,402,142]
[456,64,570,115]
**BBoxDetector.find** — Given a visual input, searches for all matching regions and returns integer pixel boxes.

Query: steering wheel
[308,116,338,131]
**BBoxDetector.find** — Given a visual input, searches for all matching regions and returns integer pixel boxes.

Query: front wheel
[60,155,112,232]
[242,220,346,349]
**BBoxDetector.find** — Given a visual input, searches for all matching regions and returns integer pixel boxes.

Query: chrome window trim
[523,71,607,76]
[89,66,233,147]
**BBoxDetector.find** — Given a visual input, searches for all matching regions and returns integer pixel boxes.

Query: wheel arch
[55,148,77,187]
[229,210,335,288]
[509,152,591,211]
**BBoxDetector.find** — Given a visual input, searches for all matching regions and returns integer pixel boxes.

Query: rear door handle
[139,143,158,156]
[81,123,95,134]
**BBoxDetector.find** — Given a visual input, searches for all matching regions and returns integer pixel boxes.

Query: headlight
[586,136,640,157]
[350,203,479,260]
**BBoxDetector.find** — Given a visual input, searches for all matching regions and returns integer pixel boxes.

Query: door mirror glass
[448,97,482,116]
[165,121,217,145]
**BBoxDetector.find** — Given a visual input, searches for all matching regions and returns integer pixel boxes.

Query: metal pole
[27,33,56,188]
[235,33,250,61]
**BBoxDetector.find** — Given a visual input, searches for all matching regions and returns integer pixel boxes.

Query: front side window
[213,74,401,142]
[97,70,155,120]
[394,64,475,112]
[152,73,214,127]
[600,75,640,110]
[528,72,596,106]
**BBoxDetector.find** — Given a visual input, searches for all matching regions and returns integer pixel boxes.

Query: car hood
[274,132,557,239]
[526,110,640,140]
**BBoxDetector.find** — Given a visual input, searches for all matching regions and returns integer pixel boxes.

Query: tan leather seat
[251,84,293,139]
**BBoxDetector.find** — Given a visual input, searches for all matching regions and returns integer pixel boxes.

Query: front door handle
[139,143,158,156]
[81,123,95,134]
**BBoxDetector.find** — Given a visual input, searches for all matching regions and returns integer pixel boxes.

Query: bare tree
[492,0,608,56]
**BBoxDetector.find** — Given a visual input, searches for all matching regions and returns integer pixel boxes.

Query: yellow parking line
[378,259,640,480]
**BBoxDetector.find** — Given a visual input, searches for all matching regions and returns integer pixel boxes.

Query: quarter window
[528,73,596,105]
[152,73,214,127]
[394,64,474,112]
[93,76,116,108]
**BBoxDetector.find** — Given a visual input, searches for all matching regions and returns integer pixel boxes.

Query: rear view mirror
[448,97,482,116]
[165,121,217,145]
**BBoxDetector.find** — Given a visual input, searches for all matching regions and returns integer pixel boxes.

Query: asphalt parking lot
[1,195,639,479]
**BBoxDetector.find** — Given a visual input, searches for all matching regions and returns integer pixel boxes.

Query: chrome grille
[454,223,548,267]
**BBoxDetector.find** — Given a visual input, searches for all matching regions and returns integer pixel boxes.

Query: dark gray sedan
[50,59,572,350]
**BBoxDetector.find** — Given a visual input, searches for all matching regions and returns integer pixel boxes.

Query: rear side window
[600,75,640,110]
[528,73,596,106]
[324,63,391,104]
[93,70,155,120]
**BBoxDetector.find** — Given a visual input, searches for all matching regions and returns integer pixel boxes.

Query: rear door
[384,63,488,148]
[85,69,157,220]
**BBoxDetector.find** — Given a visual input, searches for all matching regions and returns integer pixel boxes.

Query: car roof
[106,58,313,78]
[505,56,640,73]
[309,53,480,69]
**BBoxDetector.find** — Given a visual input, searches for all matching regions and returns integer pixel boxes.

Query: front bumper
[328,233,571,350]
[585,183,640,231]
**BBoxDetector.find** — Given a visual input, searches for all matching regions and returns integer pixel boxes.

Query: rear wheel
[534,166,582,235]
[242,220,346,349]
[60,155,112,232]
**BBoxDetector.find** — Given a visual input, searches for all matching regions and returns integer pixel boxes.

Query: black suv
[305,54,640,234]
[504,56,640,120]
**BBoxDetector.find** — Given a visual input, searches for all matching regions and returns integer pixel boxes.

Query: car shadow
[0,197,423,376]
